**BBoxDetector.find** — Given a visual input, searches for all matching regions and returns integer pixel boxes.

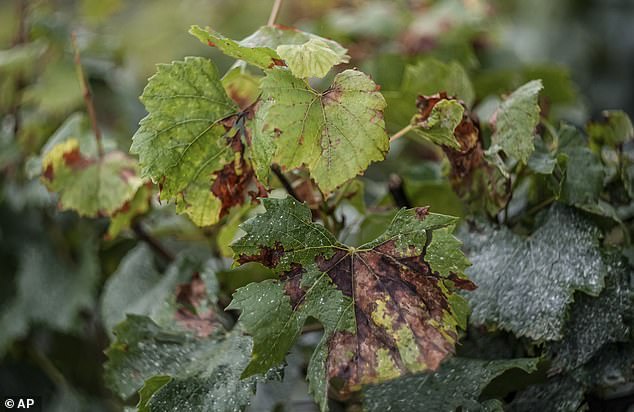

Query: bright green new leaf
[461,204,605,341]
[130,57,259,226]
[41,138,143,217]
[228,197,474,408]
[410,98,464,149]
[363,357,539,412]
[491,79,543,164]
[253,68,388,192]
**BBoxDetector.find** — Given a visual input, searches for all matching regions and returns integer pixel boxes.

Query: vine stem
[71,31,104,158]
[267,0,284,26]
[389,124,413,143]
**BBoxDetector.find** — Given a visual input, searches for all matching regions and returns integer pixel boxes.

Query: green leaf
[100,246,213,334]
[559,125,605,206]
[491,80,543,164]
[106,183,152,239]
[0,225,99,356]
[41,139,143,217]
[587,110,634,146]
[130,57,260,226]
[0,40,47,74]
[363,357,539,412]
[277,38,349,78]
[105,316,259,411]
[509,376,585,412]
[410,95,464,149]
[190,25,349,78]
[385,58,474,129]
[547,251,632,371]
[253,68,388,192]
[221,66,261,109]
[461,204,605,341]
[228,197,474,406]
[189,26,281,70]
[527,137,557,174]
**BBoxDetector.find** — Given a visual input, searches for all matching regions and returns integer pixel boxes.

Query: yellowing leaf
[130,57,260,226]
[41,139,143,217]
[253,68,388,193]
[277,38,349,78]
[228,197,474,407]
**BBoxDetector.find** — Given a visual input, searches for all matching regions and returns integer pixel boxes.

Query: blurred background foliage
[1,0,633,411]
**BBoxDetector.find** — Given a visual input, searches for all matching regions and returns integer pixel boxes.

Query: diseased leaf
[559,125,605,207]
[41,138,143,217]
[401,58,475,107]
[491,80,543,164]
[587,110,633,147]
[461,204,605,341]
[510,376,585,412]
[104,266,265,411]
[100,246,217,334]
[106,183,152,239]
[253,68,388,192]
[228,197,474,407]
[548,251,632,371]
[410,93,464,149]
[363,357,538,412]
[190,25,349,78]
[130,57,260,226]
[222,66,261,110]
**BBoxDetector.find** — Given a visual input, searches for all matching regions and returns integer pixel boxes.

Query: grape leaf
[410,93,464,149]
[228,197,474,407]
[191,25,349,79]
[547,252,632,371]
[101,246,218,334]
[189,26,282,70]
[41,138,143,217]
[0,221,99,356]
[277,38,348,79]
[222,66,261,110]
[558,125,605,207]
[385,58,474,128]
[130,57,260,226]
[509,376,585,412]
[587,110,633,146]
[461,204,605,341]
[105,266,264,411]
[363,357,538,412]
[106,183,152,239]
[253,68,388,192]
[491,80,543,164]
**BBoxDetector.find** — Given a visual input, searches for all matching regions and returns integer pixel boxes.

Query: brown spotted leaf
[41,138,143,217]
[228,197,473,410]
[130,57,262,226]
[252,68,388,193]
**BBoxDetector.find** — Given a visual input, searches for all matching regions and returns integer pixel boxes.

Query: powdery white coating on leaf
[253,69,388,193]
[461,204,605,341]
[491,79,543,164]
[228,197,473,409]
[363,357,538,412]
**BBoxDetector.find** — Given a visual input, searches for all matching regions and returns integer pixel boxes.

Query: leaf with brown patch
[41,138,144,217]
[228,197,474,410]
